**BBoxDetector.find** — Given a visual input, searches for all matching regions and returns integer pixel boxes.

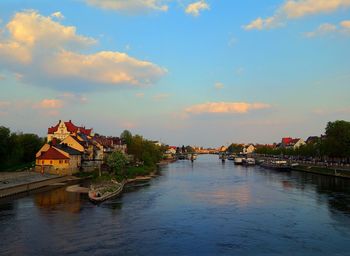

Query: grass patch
[292,165,350,178]
[126,165,154,178]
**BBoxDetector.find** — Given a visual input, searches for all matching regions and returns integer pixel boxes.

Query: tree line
[0,126,44,171]
[106,130,166,178]
[255,120,350,162]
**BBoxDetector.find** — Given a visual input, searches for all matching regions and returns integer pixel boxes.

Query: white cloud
[340,20,350,28]
[85,0,169,13]
[305,23,337,37]
[185,1,210,17]
[51,11,64,19]
[33,99,64,109]
[214,82,224,90]
[282,0,350,18]
[244,0,350,30]
[244,17,280,31]
[0,10,166,90]
[59,92,88,104]
[305,20,350,37]
[185,102,271,114]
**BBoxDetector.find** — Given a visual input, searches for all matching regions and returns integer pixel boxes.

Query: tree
[324,120,350,158]
[227,143,243,154]
[107,151,128,176]
[120,130,132,146]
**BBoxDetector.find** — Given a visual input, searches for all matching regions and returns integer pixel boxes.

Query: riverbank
[0,171,82,198]
[256,156,350,179]
[291,165,350,179]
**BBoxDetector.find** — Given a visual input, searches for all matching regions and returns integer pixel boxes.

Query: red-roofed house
[36,147,70,174]
[47,120,93,142]
[36,144,82,175]
[281,137,306,149]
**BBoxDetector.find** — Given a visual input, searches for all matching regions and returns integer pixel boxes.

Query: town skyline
[1,0,350,147]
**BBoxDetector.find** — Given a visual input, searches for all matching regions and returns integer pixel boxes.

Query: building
[47,120,93,142]
[243,144,256,154]
[36,146,71,175]
[281,137,306,149]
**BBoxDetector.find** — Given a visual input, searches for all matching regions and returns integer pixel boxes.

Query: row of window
[37,160,69,165]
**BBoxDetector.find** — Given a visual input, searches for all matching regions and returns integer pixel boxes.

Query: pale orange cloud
[185,102,271,114]
[0,10,166,89]
[34,99,64,109]
[244,0,350,30]
[305,20,350,37]
[185,1,210,17]
[85,0,168,13]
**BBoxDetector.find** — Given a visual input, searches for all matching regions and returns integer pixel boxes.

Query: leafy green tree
[120,130,133,146]
[324,120,350,158]
[227,143,243,154]
[107,151,128,176]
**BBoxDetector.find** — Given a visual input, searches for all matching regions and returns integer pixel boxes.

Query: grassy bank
[74,165,158,182]
[291,165,350,179]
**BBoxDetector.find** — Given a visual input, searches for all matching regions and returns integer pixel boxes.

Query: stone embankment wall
[0,176,69,198]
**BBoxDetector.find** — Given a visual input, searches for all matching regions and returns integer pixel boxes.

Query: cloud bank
[305,20,350,37]
[185,1,210,17]
[0,10,166,90]
[84,0,169,13]
[244,0,350,30]
[185,102,271,114]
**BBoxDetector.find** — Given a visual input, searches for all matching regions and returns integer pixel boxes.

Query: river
[1,155,350,255]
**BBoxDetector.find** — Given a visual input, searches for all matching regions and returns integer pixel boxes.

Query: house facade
[243,144,256,154]
[47,120,93,142]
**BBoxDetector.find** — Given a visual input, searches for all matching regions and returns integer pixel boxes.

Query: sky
[0,0,349,147]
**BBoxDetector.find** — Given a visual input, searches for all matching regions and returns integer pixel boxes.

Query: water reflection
[35,187,82,213]
[191,186,252,207]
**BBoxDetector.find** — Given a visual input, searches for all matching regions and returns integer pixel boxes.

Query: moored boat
[261,160,290,171]
[234,157,243,165]
[88,180,125,203]
[243,158,256,166]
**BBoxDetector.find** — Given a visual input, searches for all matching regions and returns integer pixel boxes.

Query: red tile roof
[37,147,69,160]
[47,120,92,136]
[282,137,293,145]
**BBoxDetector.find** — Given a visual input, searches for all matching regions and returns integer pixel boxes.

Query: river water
[1,155,350,255]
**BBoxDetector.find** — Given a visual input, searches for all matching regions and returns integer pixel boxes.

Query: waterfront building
[47,120,93,142]
[36,147,71,175]
[243,144,256,154]
[281,137,306,149]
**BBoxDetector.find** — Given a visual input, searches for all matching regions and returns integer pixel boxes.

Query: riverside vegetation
[0,126,44,171]
[254,120,350,163]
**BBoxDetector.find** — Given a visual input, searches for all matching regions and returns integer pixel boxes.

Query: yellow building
[36,145,82,175]
[36,147,70,175]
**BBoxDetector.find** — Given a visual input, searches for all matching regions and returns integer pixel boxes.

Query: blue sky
[0,0,349,147]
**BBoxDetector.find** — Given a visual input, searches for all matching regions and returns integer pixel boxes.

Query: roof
[282,137,293,145]
[55,144,82,155]
[48,120,92,136]
[37,147,70,160]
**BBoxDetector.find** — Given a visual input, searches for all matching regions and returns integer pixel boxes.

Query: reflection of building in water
[35,187,82,213]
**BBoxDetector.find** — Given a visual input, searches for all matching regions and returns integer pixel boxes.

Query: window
[59,160,62,164]
[50,160,53,165]
[42,160,44,164]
